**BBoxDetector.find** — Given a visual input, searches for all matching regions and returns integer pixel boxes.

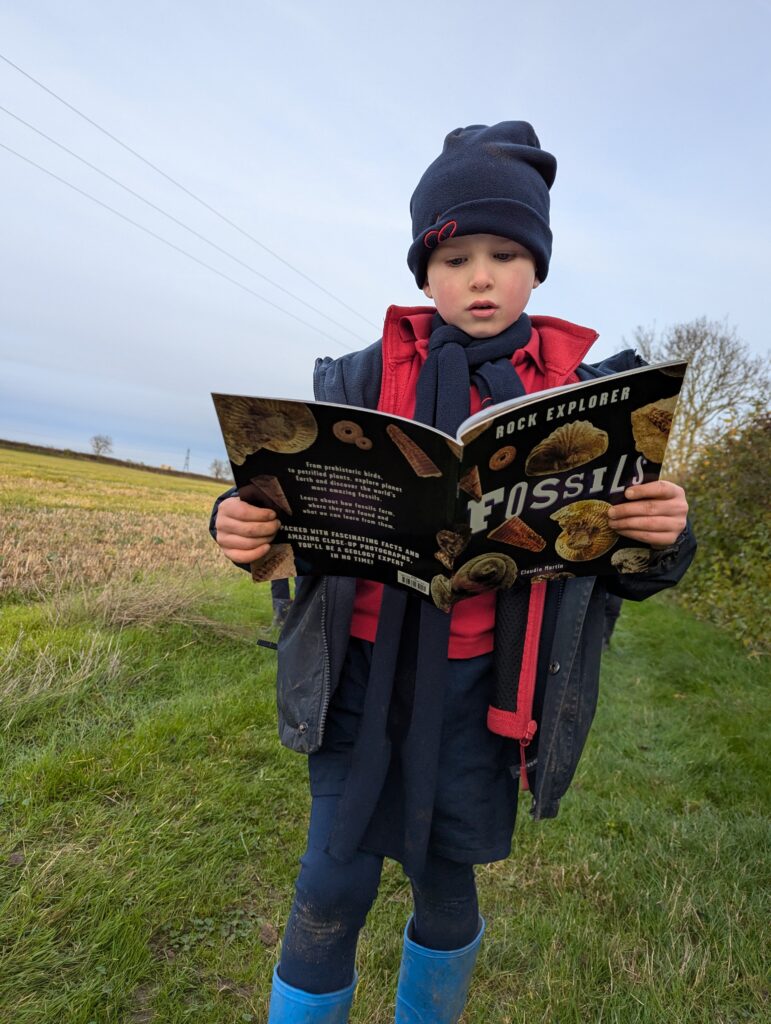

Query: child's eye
[446,256,466,267]
[494,252,517,261]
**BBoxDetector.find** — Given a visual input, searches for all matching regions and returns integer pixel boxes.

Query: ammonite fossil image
[487,515,546,553]
[630,395,678,464]
[386,424,442,478]
[489,445,516,471]
[550,499,618,561]
[459,465,482,501]
[528,570,576,582]
[525,420,608,476]
[250,543,297,583]
[216,396,318,464]
[433,526,471,571]
[430,551,518,612]
[611,547,651,574]
[450,553,518,596]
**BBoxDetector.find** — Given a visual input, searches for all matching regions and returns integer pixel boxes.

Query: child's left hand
[606,480,688,549]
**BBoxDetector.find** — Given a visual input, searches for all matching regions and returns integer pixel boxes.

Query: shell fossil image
[430,575,456,613]
[459,465,482,501]
[611,547,652,574]
[332,419,364,443]
[433,526,471,571]
[487,515,546,553]
[431,552,518,611]
[453,553,518,596]
[489,445,516,471]
[250,543,297,583]
[218,397,318,464]
[386,424,443,478]
[550,499,618,561]
[239,475,293,517]
[630,395,678,464]
[525,420,609,476]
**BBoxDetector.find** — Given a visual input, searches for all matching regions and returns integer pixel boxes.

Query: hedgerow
[674,409,770,655]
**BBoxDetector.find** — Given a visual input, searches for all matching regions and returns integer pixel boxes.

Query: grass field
[1,446,768,1023]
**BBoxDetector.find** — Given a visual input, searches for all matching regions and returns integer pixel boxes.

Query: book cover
[212,359,685,610]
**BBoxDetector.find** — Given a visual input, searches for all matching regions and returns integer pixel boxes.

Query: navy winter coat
[211,339,696,819]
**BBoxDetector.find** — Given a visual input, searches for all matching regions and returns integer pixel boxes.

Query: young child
[211,122,695,1023]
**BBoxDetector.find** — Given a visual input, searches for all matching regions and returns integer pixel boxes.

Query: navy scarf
[328,313,532,875]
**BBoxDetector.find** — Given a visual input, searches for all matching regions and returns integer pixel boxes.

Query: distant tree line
[87,433,233,483]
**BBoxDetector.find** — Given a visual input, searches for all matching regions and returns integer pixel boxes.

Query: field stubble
[1,446,230,601]
[1,505,228,600]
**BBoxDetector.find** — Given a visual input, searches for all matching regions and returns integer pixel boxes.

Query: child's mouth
[467,302,498,318]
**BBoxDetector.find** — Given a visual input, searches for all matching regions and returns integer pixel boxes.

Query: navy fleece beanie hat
[407,121,557,288]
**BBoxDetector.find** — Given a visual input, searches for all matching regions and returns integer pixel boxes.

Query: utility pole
[183,448,190,472]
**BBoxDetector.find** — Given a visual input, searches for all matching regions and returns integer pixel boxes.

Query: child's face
[422,233,539,339]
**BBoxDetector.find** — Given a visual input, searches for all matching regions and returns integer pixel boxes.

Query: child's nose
[469,261,494,289]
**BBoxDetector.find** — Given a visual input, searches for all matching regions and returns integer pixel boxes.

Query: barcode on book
[397,570,430,596]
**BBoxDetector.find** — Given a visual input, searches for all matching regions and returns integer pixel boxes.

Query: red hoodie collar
[382,305,598,387]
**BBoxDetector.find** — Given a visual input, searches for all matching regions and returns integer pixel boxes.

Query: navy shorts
[309,638,520,864]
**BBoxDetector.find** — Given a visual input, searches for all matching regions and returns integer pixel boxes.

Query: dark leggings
[278,795,480,994]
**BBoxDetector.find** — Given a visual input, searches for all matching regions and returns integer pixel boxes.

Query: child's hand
[607,480,688,549]
[215,496,280,562]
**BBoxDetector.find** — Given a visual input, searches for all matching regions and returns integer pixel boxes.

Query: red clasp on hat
[423,220,457,249]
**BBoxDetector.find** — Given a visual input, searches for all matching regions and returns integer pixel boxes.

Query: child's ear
[533,276,541,289]
[422,282,433,299]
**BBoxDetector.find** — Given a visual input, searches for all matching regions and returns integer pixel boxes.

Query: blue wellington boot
[268,965,357,1023]
[395,917,485,1023]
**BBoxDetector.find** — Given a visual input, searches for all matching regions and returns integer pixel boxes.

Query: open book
[212,360,685,610]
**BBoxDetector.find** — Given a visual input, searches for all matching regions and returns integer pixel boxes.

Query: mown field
[0,445,768,1023]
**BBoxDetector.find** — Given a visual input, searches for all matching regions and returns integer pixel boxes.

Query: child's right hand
[215,496,279,563]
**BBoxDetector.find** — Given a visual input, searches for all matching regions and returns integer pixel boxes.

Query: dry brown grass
[52,572,253,640]
[2,574,252,731]
[1,506,229,600]
[0,628,126,731]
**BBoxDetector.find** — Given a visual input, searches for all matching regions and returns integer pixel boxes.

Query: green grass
[1,448,768,1022]
[1,585,768,1023]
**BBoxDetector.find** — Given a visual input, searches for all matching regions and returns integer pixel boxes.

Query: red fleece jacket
[349,306,598,659]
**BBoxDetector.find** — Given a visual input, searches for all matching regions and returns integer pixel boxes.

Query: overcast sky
[1,0,768,474]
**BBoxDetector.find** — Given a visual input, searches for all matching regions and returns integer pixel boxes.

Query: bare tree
[90,434,113,456]
[630,318,770,481]
[209,458,231,481]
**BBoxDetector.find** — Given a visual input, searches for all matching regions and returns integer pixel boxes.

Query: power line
[0,51,380,330]
[0,141,354,351]
[0,103,369,344]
